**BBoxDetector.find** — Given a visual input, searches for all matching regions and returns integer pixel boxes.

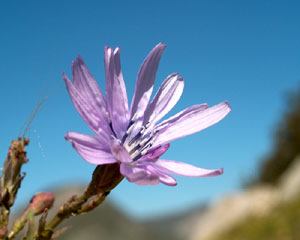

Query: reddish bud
[28,192,55,215]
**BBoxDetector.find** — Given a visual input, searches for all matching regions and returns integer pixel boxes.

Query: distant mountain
[42,187,172,240]
[53,187,207,240]
[144,204,207,240]
[13,186,196,240]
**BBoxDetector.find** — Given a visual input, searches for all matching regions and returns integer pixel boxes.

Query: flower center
[118,114,159,161]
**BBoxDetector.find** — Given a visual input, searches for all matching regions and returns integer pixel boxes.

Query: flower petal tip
[165,181,177,187]
[76,54,84,63]
[224,101,232,111]
[178,76,184,82]
[114,47,120,55]
[64,132,71,141]
[62,72,69,82]
[104,46,112,54]
[157,42,167,48]
[152,42,167,52]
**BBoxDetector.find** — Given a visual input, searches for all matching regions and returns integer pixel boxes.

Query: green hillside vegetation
[210,193,300,240]
[256,87,300,185]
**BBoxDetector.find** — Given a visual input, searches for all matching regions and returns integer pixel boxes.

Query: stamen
[129,144,141,155]
[128,126,145,146]
[128,131,142,146]
[139,136,152,148]
[141,147,150,156]
[109,121,117,137]
[132,153,142,161]
[121,113,139,144]
[124,119,160,161]
[127,116,137,131]
[140,126,146,134]
[140,143,153,155]
[132,143,152,162]
[106,111,112,123]
[140,132,158,152]
[150,132,159,143]
[128,134,152,155]
[131,113,138,122]
[121,126,133,144]
[140,121,152,138]
[121,134,127,145]
[126,124,135,135]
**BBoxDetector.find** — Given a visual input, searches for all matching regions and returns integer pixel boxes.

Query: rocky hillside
[185,157,300,240]
[210,193,300,240]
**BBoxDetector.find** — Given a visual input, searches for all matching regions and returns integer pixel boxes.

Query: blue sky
[1,0,300,219]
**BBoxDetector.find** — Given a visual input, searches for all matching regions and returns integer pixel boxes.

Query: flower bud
[28,192,55,215]
[8,192,54,239]
[0,138,29,207]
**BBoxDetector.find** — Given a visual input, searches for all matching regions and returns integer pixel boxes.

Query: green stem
[24,211,35,240]
[35,192,89,239]
[8,210,29,239]
[0,206,9,238]
[36,163,123,240]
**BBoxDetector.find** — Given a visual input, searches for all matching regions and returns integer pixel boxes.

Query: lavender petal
[145,164,177,186]
[155,104,208,130]
[158,173,177,186]
[120,163,161,185]
[63,73,112,140]
[72,55,108,119]
[130,43,166,120]
[140,144,170,161]
[110,138,132,163]
[132,175,160,185]
[65,131,110,151]
[155,159,223,177]
[104,47,129,139]
[153,101,231,146]
[143,73,184,128]
[68,139,116,165]
[120,163,147,181]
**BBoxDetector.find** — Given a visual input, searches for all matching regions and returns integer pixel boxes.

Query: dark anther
[133,153,142,162]
[128,132,142,146]
[109,122,117,137]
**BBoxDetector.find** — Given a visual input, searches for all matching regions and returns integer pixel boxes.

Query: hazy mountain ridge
[144,204,207,240]
[13,186,187,240]
[44,187,168,240]
[52,187,203,240]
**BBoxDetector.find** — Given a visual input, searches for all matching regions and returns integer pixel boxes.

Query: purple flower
[63,43,231,186]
